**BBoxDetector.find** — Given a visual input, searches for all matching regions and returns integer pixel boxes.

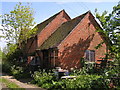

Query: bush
[32,70,110,89]
[70,62,96,76]
[103,67,120,88]
[2,61,12,74]
[11,65,31,79]
[32,70,56,87]
[62,75,109,89]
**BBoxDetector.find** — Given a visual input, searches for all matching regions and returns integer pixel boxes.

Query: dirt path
[0,82,8,89]
[1,73,45,90]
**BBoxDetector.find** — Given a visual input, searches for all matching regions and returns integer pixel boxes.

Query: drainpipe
[53,50,56,67]
[36,50,42,67]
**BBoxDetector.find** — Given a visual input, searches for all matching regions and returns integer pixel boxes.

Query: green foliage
[1,2,36,45]
[2,46,12,74]
[32,70,56,86]
[10,65,31,79]
[95,41,104,49]
[0,49,2,59]
[6,44,18,57]
[75,75,109,89]
[2,61,12,74]
[105,68,119,78]
[11,65,23,78]
[95,2,120,62]
[2,60,31,79]
[5,44,22,64]
[70,68,87,76]
[31,70,110,89]
[0,48,7,61]
[95,3,120,84]
[71,62,96,76]
[104,67,120,87]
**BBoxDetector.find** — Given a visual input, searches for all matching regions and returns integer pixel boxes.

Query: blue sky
[0,1,119,49]
[1,2,118,24]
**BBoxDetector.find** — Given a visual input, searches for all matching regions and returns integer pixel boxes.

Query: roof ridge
[62,9,71,20]
[35,10,66,34]
[56,12,88,48]
[27,10,68,52]
[37,10,64,25]
[35,10,71,49]
[38,11,87,50]
[61,11,88,23]
[73,11,89,20]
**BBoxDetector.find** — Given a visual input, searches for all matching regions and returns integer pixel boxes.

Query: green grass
[0,77,25,90]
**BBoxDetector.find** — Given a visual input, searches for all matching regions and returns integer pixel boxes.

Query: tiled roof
[34,11,62,35]
[39,12,88,50]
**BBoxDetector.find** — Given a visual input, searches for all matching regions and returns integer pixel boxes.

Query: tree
[0,48,2,59]
[0,48,7,61]
[1,2,37,46]
[95,2,120,66]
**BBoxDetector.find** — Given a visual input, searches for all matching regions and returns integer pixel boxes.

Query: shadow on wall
[60,34,95,70]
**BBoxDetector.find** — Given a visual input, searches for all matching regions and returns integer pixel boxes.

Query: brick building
[25,10,108,70]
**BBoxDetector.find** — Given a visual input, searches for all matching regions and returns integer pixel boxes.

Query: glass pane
[85,50,95,62]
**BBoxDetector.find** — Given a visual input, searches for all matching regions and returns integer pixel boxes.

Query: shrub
[103,67,120,88]
[32,70,56,87]
[32,70,110,89]
[11,65,31,79]
[63,75,109,89]
[70,67,88,75]
[52,75,110,89]
[2,61,12,74]
[51,80,66,89]
[70,62,96,76]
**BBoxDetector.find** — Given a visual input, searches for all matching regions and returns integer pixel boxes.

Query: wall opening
[85,50,95,62]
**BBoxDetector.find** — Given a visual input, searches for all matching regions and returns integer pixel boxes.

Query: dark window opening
[49,49,58,67]
[50,50,58,59]
[85,50,95,62]
[30,56,40,65]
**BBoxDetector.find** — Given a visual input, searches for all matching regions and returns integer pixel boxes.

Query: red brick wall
[57,12,107,70]
[25,37,34,54]
[27,36,37,54]
[24,36,37,54]
[37,10,71,48]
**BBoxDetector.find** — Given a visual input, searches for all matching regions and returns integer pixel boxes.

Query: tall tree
[1,2,37,46]
[95,2,120,64]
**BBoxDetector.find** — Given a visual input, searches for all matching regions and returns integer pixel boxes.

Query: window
[30,56,35,65]
[85,50,95,62]
[35,56,40,65]
[30,56,40,65]
[50,50,58,59]
[49,50,58,67]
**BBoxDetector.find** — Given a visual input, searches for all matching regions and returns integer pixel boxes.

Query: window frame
[85,50,95,62]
